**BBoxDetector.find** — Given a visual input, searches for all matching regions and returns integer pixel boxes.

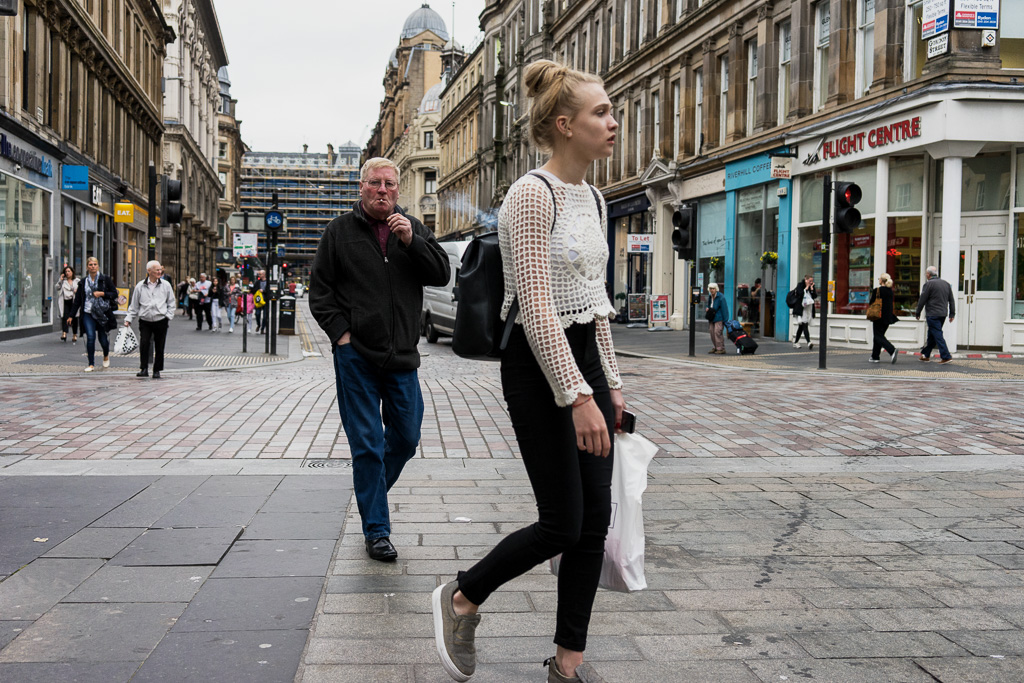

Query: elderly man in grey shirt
[125,261,177,379]
[915,265,956,364]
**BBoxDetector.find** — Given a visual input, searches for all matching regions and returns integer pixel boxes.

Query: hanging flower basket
[760,251,778,267]
[709,256,722,271]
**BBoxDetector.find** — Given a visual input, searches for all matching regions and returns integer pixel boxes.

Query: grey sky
[214,0,485,154]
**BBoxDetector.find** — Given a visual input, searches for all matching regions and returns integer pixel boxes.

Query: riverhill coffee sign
[804,116,923,165]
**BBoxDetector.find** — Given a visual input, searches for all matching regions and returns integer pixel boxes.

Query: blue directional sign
[276,245,286,258]
[265,211,283,230]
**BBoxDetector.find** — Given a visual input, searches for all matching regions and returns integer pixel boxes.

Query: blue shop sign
[0,133,53,177]
[62,165,89,191]
[725,149,792,192]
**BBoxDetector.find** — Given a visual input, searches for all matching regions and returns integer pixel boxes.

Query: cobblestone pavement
[2,307,1024,682]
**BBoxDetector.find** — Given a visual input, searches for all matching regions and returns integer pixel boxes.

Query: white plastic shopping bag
[114,326,138,355]
[551,432,658,592]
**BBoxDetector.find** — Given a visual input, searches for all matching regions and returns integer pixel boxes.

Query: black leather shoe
[136,369,148,378]
[365,537,398,562]
[152,371,161,379]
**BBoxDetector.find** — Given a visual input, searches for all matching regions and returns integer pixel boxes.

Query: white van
[422,240,472,343]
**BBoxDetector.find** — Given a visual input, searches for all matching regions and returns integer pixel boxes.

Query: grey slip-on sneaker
[432,581,481,681]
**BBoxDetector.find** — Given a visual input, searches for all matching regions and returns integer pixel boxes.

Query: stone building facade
[436,41,484,240]
[216,65,243,257]
[0,0,172,339]
[462,0,1024,351]
[161,0,226,282]
[391,79,442,232]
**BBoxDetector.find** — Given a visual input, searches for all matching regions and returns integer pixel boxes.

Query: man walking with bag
[124,260,176,379]
[310,157,450,562]
[915,265,955,364]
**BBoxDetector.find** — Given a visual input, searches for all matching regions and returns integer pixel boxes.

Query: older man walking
[916,265,955,364]
[310,157,450,562]
[124,261,176,379]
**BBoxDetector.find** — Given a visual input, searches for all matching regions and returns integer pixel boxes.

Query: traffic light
[281,263,289,278]
[671,205,695,260]
[160,176,183,225]
[834,182,862,233]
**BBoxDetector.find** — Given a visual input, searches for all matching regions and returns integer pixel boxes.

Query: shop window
[796,226,822,297]
[935,154,1011,213]
[735,184,780,334]
[800,175,825,224]
[0,172,51,329]
[1002,2,1024,69]
[837,162,876,214]
[832,220,875,315]
[1015,216,1024,319]
[813,1,830,112]
[1016,150,1024,208]
[904,1,926,81]
[885,216,923,317]
[889,157,924,212]
[697,195,727,318]
[778,21,792,124]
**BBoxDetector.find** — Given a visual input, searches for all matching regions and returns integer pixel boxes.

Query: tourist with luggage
[706,283,728,354]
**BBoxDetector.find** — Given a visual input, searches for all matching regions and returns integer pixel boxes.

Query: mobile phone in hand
[619,410,636,434]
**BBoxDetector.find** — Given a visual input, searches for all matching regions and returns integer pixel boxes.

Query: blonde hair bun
[521,59,603,153]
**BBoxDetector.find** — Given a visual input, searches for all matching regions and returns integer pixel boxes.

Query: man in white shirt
[125,260,176,379]
[194,272,213,330]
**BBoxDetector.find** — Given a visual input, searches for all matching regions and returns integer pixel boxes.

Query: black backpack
[785,287,801,309]
[451,173,602,361]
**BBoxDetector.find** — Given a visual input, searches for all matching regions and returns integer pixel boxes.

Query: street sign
[927,33,949,59]
[276,245,286,258]
[228,212,286,233]
[234,232,258,257]
[265,211,283,230]
[770,156,792,179]
[114,203,134,223]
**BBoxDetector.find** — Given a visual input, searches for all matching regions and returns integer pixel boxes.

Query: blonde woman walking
[432,60,625,683]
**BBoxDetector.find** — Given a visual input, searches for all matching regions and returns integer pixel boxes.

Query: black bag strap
[500,173,604,351]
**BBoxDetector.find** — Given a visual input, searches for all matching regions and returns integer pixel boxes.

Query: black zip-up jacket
[309,202,450,370]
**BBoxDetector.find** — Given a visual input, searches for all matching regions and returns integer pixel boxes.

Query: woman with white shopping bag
[432,60,626,683]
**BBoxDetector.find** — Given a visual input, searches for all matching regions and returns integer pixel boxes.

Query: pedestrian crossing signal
[834,182,862,233]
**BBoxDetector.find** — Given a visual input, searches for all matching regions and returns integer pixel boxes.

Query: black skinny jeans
[795,321,811,343]
[196,302,212,329]
[457,321,614,653]
[871,321,895,359]
[61,301,78,336]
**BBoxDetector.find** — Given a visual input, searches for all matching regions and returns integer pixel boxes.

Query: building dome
[389,48,399,68]
[218,66,231,96]
[401,3,449,41]
[419,80,444,114]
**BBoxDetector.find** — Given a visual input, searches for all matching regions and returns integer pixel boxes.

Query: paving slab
[0,661,141,683]
[42,527,146,559]
[791,630,968,658]
[151,494,270,528]
[258,490,350,514]
[0,622,31,650]
[0,602,185,663]
[0,558,103,620]
[242,511,346,540]
[210,539,335,578]
[63,566,213,603]
[915,656,1024,683]
[88,476,208,528]
[744,657,938,682]
[172,576,323,632]
[130,629,309,683]
[109,527,241,566]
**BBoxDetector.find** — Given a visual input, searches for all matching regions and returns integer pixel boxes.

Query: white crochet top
[498,170,623,407]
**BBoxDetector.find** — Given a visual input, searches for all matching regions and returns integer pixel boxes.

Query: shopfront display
[0,172,51,330]
[608,193,652,322]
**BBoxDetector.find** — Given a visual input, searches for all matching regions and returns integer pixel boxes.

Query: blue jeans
[332,343,423,539]
[81,312,109,367]
[921,316,951,360]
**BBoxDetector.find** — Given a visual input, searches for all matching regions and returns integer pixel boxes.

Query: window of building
[1002,2,1024,68]
[619,106,627,178]
[22,12,31,112]
[424,131,434,149]
[856,0,875,97]
[651,92,660,158]
[814,1,830,112]
[833,164,876,315]
[623,0,630,55]
[935,153,1012,213]
[218,141,228,159]
[904,1,926,81]
[425,170,437,194]
[639,0,646,44]
[676,0,684,21]
[0,172,50,330]
[595,19,602,72]
[746,39,757,136]
[219,172,227,199]
[672,81,681,159]
[719,56,729,146]
[778,21,791,124]
[634,100,643,173]
[694,68,703,154]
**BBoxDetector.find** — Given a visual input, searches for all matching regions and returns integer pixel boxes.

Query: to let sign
[953,0,998,29]
[234,232,258,257]
[627,234,654,253]
[922,0,950,38]
[114,203,134,223]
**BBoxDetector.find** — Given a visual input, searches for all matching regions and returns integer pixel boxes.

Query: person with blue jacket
[707,282,729,354]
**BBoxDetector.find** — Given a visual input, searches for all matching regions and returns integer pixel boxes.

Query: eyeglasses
[365,179,398,190]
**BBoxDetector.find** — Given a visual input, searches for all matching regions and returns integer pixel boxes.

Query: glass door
[958,246,1005,348]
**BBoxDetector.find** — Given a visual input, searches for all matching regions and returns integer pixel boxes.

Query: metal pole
[819,174,832,371]
[148,163,157,261]
[688,258,696,357]
[242,211,248,353]
[270,192,279,355]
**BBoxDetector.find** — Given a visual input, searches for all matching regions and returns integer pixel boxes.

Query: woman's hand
[610,389,626,433]
[93,291,104,298]
[572,397,610,458]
